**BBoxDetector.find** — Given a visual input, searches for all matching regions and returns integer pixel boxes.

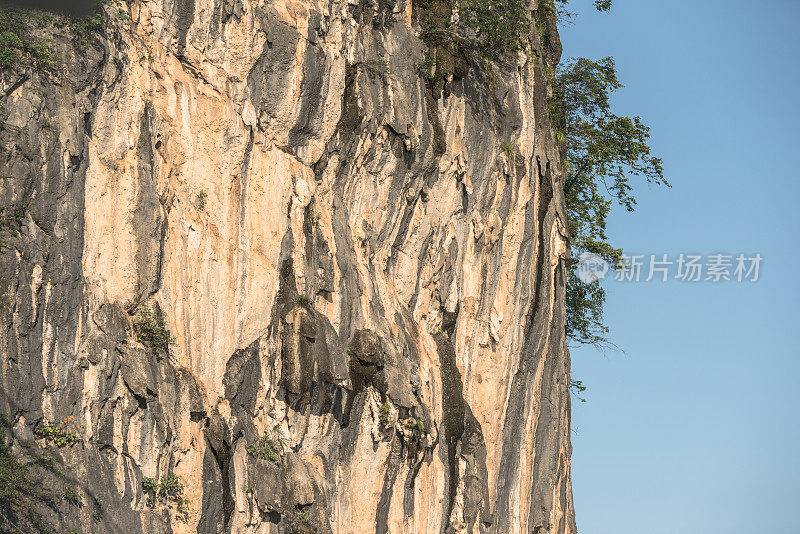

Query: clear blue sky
[560,1,800,533]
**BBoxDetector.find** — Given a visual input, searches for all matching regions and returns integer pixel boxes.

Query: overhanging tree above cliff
[550,55,669,346]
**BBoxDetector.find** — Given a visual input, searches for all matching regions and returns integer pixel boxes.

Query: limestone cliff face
[0,0,575,532]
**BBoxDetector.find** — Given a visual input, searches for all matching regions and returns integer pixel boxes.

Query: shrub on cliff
[0,8,55,72]
[132,308,175,352]
[247,429,287,465]
[457,0,531,54]
[35,417,80,447]
[142,473,190,520]
[550,50,668,346]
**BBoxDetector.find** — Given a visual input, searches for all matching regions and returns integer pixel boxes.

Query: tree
[550,56,669,347]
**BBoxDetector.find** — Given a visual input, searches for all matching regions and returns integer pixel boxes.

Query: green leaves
[593,0,612,12]
[457,0,531,54]
[132,308,175,352]
[0,9,55,72]
[0,204,26,250]
[246,430,287,465]
[63,486,81,506]
[142,473,190,520]
[378,400,391,428]
[552,56,668,346]
[36,418,81,448]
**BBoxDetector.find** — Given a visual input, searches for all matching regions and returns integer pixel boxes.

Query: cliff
[0,0,576,532]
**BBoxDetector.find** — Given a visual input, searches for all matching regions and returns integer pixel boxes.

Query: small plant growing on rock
[403,417,426,434]
[142,473,189,520]
[296,294,311,307]
[197,189,208,211]
[175,496,190,521]
[286,508,316,533]
[0,204,26,250]
[404,417,426,433]
[247,429,286,465]
[92,511,103,524]
[133,308,175,352]
[158,473,183,501]
[36,417,80,447]
[365,58,390,79]
[501,141,517,158]
[142,476,158,507]
[64,486,81,506]
[0,9,55,72]
[378,400,391,428]
[0,413,45,528]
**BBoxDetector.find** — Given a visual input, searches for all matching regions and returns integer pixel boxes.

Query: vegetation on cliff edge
[548,3,669,347]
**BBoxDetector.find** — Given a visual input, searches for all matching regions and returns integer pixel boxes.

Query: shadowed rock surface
[0,0,577,532]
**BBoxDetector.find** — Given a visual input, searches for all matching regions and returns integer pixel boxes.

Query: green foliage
[197,190,208,211]
[142,473,189,520]
[286,508,316,533]
[63,486,81,506]
[93,510,103,523]
[0,456,30,522]
[593,0,612,12]
[0,204,26,250]
[142,476,158,507]
[568,379,587,402]
[550,55,668,346]
[379,401,392,428]
[132,308,175,352]
[403,417,425,433]
[0,8,55,72]
[364,58,390,79]
[247,430,286,465]
[296,294,311,307]
[501,141,517,158]
[0,415,54,532]
[457,0,531,54]
[551,0,611,22]
[414,0,529,96]
[417,51,443,85]
[68,529,80,534]
[565,268,609,346]
[0,417,31,522]
[157,473,182,501]
[68,7,107,52]
[35,417,80,447]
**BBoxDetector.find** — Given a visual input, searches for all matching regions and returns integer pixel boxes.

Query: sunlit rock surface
[0,0,576,532]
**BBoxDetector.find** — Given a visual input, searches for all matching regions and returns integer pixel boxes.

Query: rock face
[0,0,576,532]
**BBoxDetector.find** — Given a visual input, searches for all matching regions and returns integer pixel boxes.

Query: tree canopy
[550,56,669,346]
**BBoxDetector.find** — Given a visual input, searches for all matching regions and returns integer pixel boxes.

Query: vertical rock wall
[0,0,577,532]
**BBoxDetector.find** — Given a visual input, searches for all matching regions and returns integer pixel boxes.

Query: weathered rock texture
[0,0,576,532]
